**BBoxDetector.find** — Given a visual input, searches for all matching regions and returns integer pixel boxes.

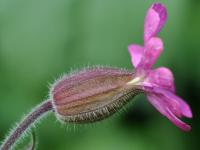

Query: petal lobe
[144,3,167,42]
[128,44,144,68]
[138,37,163,69]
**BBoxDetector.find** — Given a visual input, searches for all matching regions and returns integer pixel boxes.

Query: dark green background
[0,0,199,150]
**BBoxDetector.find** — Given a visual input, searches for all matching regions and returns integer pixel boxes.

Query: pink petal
[147,94,166,116]
[165,107,191,132]
[138,37,163,69]
[176,97,193,118]
[153,87,192,118]
[128,44,144,68]
[144,3,167,43]
[147,93,191,131]
[147,93,181,118]
[148,67,175,92]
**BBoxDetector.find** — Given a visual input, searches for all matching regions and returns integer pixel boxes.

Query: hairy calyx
[51,67,142,123]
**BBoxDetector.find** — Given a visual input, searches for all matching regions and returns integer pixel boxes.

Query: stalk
[0,100,53,150]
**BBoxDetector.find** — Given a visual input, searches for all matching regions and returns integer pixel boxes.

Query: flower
[128,3,192,131]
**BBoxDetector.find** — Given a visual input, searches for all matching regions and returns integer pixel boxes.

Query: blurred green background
[0,0,199,150]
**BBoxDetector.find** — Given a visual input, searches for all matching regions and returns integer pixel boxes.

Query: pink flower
[128,3,192,131]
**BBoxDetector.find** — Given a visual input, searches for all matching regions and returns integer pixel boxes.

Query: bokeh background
[0,0,199,150]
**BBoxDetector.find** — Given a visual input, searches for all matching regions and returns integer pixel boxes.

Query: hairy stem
[0,100,53,150]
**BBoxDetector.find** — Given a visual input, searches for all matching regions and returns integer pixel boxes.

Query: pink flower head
[128,3,192,131]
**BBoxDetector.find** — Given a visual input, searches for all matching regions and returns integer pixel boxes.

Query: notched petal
[166,108,191,132]
[153,88,192,118]
[128,44,144,68]
[163,91,193,118]
[144,3,167,42]
[146,88,192,131]
[148,67,175,92]
[147,94,166,115]
[177,97,193,118]
[138,37,163,69]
